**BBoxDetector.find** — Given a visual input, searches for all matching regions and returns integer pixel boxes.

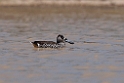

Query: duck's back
[31,41,63,48]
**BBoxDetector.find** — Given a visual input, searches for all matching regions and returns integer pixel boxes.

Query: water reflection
[0,6,124,83]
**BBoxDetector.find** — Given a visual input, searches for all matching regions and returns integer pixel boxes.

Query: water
[0,6,124,83]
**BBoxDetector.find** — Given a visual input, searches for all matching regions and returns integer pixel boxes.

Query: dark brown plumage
[31,34,74,48]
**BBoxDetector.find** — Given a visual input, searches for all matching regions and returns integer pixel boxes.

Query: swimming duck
[31,34,74,48]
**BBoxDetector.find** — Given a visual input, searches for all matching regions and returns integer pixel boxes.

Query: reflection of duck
[30,34,74,48]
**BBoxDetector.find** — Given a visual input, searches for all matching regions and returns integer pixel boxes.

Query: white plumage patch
[37,43,40,47]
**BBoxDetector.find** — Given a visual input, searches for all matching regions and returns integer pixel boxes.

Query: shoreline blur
[0,0,124,6]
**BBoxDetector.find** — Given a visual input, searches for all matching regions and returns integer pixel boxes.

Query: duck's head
[57,34,74,44]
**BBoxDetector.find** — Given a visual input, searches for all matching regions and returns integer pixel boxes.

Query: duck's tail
[29,41,34,44]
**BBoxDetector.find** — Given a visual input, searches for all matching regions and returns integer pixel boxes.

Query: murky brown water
[0,6,124,83]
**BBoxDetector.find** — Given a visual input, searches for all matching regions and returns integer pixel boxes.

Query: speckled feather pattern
[31,35,74,48]
[32,41,65,48]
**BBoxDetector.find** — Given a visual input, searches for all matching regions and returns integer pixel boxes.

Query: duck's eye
[64,38,68,40]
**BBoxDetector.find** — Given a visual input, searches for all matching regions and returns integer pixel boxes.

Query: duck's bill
[65,39,74,44]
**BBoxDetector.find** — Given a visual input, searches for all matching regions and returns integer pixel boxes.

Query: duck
[30,34,74,48]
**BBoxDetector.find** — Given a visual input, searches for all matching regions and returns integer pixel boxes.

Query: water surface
[0,6,124,83]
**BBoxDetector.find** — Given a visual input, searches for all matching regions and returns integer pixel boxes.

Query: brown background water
[0,6,124,83]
